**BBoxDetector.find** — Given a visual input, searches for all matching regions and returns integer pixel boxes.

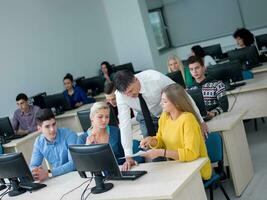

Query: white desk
[207,111,254,196]
[227,76,267,120]
[55,93,106,132]
[251,62,267,78]
[4,159,208,200]
[55,103,93,132]
[2,131,41,165]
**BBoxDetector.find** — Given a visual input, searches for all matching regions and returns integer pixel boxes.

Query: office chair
[77,109,91,132]
[77,108,119,132]
[204,133,230,200]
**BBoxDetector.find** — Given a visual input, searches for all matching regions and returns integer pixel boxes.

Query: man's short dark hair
[113,70,135,92]
[187,55,204,67]
[104,82,115,95]
[191,45,205,58]
[16,93,28,101]
[36,108,55,125]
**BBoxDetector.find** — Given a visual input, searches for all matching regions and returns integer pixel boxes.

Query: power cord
[59,178,92,200]
[228,87,240,112]
[80,177,93,200]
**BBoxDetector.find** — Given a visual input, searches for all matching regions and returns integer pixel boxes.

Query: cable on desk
[0,185,11,200]
[80,177,93,200]
[59,178,92,200]
[228,87,241,112]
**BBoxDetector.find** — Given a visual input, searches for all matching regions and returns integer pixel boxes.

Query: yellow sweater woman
[140,84,212,180]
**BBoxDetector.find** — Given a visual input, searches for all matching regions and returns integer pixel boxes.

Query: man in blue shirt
[30,108,78,181]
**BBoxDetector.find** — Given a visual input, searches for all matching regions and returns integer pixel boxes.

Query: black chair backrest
[77,109,91,132]
[112,63,134,73]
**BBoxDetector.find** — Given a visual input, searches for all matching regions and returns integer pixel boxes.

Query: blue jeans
[136,112,159,138]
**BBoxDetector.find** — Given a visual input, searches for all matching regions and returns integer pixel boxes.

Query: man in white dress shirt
[113,69,208,170]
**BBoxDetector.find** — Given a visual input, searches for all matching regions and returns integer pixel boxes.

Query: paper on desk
[118,150,147,159]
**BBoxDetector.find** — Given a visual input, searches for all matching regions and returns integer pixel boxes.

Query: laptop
[0,117,27,144]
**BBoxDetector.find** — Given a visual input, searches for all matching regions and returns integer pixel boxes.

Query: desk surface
[226,75,267,95]
[55,103,93,119]
[5,158,208,200]
[2,131,41,148]
[207,110,246,132]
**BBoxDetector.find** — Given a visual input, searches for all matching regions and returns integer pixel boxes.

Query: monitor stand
[8,179,26,197]
[91,173,113,194]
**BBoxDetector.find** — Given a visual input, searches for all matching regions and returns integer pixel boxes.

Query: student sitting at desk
[30,108,78,181]
[191,45,216,67]
[63,73,95,108]
[104,81,135,125]
[12,93,40,135]
[167,55,193,88]
[233,28,255,49]
[188,56,229,119]
[78,102,144,171]
[100,61,114,83]
[140,83,212,180]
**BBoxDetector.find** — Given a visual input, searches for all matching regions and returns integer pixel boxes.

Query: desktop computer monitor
[166,71,186,88]
[256,34,267,51]
[30,92,47,109]
[112,63,134,74]
[203,44,223,60]
[0,117,26,144]
[0,152,46,197]
[207,60,243,85]
[69,144,146,194]
[227,45,260,69]
[80,76,104,96]
[43,93,72,115]
[187,88,207,118]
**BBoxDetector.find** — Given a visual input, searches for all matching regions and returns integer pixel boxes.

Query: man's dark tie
[138,93,156,136]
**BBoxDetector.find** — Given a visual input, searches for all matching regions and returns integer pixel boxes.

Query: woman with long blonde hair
[167,55,193,87]
[78,102,143,171]
[140,84,212,180]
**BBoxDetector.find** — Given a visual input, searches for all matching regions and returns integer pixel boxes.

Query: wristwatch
[48,169,53,178]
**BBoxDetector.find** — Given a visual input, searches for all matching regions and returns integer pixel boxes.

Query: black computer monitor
[70,144,120,194]
[43,93,72,115]
[187,88,207,118]
[227,45,260,69]
[203,44,224,59]
[0,117,26,144]
[80,76,104,96]
[0,152,46,197]
[31,92,47,109]
[166,71,186,88]
[69,144,146,194]
[256,34,267,51]
[207,60,243,84]
[112,63,134,74]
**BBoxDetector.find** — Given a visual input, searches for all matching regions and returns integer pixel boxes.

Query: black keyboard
[110,170,147,180]
[10,134,27,140]
[19,182,46,191]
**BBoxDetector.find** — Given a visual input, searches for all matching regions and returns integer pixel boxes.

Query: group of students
[29,56,231,183]
[8,28,259,187]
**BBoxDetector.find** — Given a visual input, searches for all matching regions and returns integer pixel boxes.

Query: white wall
[102,0,155,71]
[0,0,118,116]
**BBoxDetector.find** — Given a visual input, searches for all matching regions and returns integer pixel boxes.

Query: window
[148,9,170,51]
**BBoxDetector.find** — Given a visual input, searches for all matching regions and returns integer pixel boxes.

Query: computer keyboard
[19,182,46,191]
[110,170,147,180]
[10,134,27,140]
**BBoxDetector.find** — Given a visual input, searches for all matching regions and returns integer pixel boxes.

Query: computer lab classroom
[1,0,267,199]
